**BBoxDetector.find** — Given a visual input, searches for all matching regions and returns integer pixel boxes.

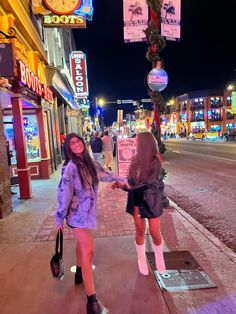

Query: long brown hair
[129,132,160,182]
[63,133,98,187]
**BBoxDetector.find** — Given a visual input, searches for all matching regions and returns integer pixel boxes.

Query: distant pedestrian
[60,132,66,159]
[112,132,166,275]
[90,132,103,163]
[5,137,17,195]
[102,130,114,171]
[55,133,125,314]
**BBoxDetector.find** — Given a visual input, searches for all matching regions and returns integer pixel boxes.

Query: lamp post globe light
[98,98,105,106]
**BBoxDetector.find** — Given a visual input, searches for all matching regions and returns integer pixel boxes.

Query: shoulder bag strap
[55,230,63,257]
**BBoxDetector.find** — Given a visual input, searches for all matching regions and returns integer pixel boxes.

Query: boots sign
[18,60,54,104]
[70,51,89,98]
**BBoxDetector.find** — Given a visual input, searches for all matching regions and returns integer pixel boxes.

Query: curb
[169,199,236,263]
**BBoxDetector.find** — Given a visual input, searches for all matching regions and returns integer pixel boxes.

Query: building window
[226,96,231,106]
[226,123,235,130]
[210,97,223,108]
[208,109,222,121]
[194,110,204,121]
[190,98,204,110]
[210,125,221,132]
[226,110,235,120]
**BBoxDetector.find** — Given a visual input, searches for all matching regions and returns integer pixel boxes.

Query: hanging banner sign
[117,138,136,178]
[161,0,181,41]
[123,0,149,43]
[18,60,54,104]
[70,51,89,98]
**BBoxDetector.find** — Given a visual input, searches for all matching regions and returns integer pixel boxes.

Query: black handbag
[50,230,64,280]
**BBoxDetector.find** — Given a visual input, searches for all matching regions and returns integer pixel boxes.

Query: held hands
[56,226,64,232]
[111,181,128,190]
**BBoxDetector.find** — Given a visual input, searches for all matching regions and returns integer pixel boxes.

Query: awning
[46,68,79,109]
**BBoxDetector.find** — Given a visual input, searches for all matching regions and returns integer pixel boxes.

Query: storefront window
[210,125,221,132]
[3,115,40,163]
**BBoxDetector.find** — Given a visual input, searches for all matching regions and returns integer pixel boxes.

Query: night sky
[73,0,236,125]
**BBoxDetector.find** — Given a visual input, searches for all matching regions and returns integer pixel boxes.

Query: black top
[90,137,103,153]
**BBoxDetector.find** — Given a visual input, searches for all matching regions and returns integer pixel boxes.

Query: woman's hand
[56,226,64,232]
[111,181,127,190]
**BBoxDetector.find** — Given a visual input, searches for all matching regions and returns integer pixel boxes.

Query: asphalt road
[164,139,236,253]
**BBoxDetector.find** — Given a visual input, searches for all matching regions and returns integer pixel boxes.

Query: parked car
[224,131,236,141]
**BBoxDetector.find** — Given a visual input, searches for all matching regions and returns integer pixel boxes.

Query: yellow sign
[42,15,86,28]
[230,91,236,114]
[117,110,123,124]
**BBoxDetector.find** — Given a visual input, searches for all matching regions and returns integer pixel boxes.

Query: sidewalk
[0,168,236,314]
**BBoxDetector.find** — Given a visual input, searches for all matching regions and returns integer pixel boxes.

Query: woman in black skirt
[113,132,166,275]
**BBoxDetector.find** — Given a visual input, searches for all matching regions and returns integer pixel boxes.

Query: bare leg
[74,228,95,296]
[133,206,145,244]
[148,217,162,245]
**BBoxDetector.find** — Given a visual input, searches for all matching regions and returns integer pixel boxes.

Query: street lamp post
[145,0,169,208]
[95,97,105,131]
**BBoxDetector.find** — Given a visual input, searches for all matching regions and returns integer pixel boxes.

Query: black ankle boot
[86,299,108,314]
[74,266,83,285]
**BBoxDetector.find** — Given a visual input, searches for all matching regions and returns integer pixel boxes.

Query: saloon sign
[70,51,89,98]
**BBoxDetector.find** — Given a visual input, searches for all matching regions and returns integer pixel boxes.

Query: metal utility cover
[146,251,217,292]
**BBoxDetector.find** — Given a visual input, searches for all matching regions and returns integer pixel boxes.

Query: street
[164,139,236,253]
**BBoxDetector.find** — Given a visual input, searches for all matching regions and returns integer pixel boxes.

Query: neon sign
[32,1,93,28]
[43,15,86,28]
[18,60,54,104]
[70,51,89,98]
[74,0,94,20]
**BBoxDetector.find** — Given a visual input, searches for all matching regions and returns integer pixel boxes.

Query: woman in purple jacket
[55,133,124,314]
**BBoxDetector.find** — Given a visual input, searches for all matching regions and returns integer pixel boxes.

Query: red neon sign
[18,60,54,104]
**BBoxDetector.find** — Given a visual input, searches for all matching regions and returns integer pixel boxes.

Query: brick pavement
[34,182,136,241]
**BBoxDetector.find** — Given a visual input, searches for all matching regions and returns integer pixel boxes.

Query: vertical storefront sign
[231,91,236,114]
[117,110,123,124]
[123,0,149,43]
[70,51,89,98]
[117,138,136,178]
[161,0,181,41]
